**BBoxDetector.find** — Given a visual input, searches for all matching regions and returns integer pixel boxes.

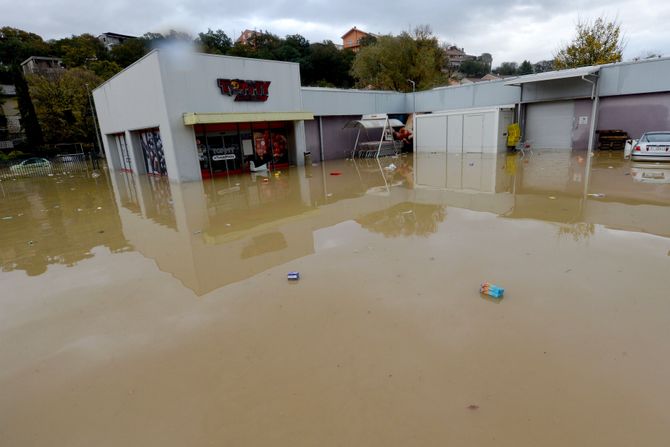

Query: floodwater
[1,151,669,446]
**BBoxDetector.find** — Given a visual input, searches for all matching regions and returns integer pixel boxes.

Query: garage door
[525,101,574,149]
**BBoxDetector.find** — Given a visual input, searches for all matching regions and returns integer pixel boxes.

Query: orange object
[330,171,342,176]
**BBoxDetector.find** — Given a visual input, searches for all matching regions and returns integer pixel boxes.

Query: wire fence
[0,153,100,180]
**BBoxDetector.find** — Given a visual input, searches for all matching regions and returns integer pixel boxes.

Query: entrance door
[525,101,575,149]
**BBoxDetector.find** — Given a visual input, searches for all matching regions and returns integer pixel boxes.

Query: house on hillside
[20,56,64,77]
[444,46,476,69]
[341,27,375,52]
[236,29,260,45]
[97,32,136,50]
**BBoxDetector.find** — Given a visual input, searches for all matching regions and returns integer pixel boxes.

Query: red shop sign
[217,79,271,102]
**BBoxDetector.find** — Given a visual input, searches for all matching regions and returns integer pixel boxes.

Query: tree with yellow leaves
[554,17,624,69]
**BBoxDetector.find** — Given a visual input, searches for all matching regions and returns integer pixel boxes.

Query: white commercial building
[93,50,312,182]
[94,50,670,182]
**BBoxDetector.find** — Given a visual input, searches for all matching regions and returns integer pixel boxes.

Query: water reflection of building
[413,151,670,239]
[0,174,131,276]
[108,158,416,296]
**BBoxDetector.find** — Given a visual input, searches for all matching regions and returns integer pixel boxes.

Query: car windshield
[641,133,670,142]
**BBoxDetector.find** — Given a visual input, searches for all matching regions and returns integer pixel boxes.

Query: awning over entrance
[183,111,314,125]
[503,66,599,85]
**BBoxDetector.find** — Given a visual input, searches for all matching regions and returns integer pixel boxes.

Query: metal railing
[0,153,99,179]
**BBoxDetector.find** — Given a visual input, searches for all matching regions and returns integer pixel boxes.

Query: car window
[643,133,670,142]
[24,159,38,165]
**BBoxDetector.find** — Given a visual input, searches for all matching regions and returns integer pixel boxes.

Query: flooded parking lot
[1,150,669,446]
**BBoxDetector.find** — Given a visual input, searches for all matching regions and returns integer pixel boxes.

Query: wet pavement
[1,150,669,446]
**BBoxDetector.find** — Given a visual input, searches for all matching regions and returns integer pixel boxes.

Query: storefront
[93,50,312,182]
[194,121,293,178]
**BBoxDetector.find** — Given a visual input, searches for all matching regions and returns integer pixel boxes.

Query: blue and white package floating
[287,271,300,281]
[480,282,504,298]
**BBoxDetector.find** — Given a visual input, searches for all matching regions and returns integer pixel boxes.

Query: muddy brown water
[1,151,669,446]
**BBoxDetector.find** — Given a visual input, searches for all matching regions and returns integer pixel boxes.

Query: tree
[88,60,122,80]
[460,59,489,77]
[554,17,624,69]
[493,61,518,75]
[302,41,354,88]
[351,27,446,91]
[196,29,232,55]
[51,34,108,68]
[0,27,51,66]
[27,68,102,144]
[111,38,149,67]
[14,70,43,146]
[518,60,533,75]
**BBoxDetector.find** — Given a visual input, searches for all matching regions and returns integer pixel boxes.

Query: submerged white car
[630,132,670,161]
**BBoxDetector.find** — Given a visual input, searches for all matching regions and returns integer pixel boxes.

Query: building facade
[93,50,670,182]
[341,27,373,52]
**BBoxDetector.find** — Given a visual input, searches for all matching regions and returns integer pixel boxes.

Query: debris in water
[76,208,83,212]
[467,404,480,410]
[608,166,614,169]
[468,162,475,167]
[384,163,397,171]
[225,223,231,227]
[192,230,202,235]
[2,216,13,220]
[287,271,300,281]
[587,193,606,198]
[96,206,102,210]
[98,230,105,234]
[91,171,101,178]
[330,171,342,176]
[27,240,34,246]
[480,282,504,298]
[548,196,556,200]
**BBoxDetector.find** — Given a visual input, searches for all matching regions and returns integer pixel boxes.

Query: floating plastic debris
[587,193,606,198]
[287,271,300,281]
[384,163,397,171]
[548,196,556,200]
[480,282,504,298]
[2,216,13,220]
[330,171,342,176]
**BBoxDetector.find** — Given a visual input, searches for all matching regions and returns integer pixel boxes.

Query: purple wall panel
[304,119,321,162]
[321,115,361,161]
[598,93,670,140]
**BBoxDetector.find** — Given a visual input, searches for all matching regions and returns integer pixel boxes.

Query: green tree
[111,38,149,67]
[0,27,51,65]
[88,60,122,80]
[27,68,102,144]
[460,59,489,77]
[493,61,518,75]
[14,70,43,146]
[554,17,624,69]
[51,34,108,68]
[302,41,354,88]
[518,60,533,75]
[196,29,232,55]
[351,27,446,91]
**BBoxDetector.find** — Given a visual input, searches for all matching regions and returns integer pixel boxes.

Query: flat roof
[504,66,599,85]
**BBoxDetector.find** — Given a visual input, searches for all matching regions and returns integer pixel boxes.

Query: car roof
[643,131,670,134]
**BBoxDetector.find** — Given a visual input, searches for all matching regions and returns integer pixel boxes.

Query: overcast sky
[3,0,669,64]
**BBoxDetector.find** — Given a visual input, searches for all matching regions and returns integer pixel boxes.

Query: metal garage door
[525,101,574,149]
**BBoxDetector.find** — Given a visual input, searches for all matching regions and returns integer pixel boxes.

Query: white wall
[93,51,170,174]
